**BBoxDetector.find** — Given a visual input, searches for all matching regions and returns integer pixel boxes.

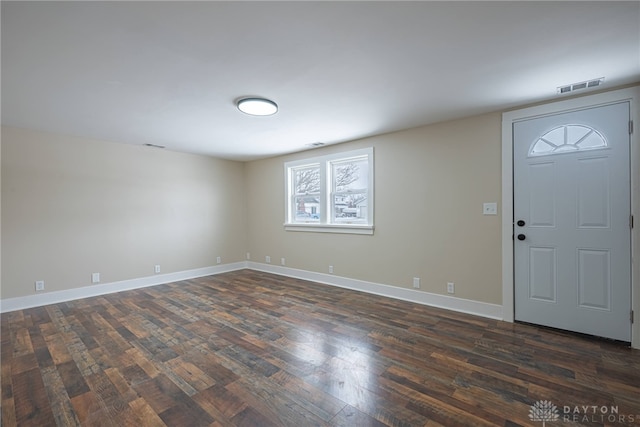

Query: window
[285,147,374,234]
[529,124,607,157]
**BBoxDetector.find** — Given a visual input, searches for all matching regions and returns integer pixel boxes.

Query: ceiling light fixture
[237,97,278,116]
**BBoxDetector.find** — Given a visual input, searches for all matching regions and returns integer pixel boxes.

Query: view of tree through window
[294,167,320,194]
[285,148,373,232]
[332,158,368,223]
[293,166,320,221]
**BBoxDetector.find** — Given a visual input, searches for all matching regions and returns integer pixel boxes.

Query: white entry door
[514,101,631,341]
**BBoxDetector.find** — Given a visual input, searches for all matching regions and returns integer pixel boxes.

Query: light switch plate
[483,202,497,215]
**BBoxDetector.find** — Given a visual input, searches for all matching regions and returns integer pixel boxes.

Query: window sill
[284,223,374,235]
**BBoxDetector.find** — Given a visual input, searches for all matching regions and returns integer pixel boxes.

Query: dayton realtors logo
[529,400,639,425]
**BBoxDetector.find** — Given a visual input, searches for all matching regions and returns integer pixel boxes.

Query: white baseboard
[0,262,247,313]
[247,262,504,320]
[1,261,504,321]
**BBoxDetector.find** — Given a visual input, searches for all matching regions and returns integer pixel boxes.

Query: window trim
[284,147,374,234]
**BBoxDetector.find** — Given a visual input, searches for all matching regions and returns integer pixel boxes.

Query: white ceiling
[2,1,639,161]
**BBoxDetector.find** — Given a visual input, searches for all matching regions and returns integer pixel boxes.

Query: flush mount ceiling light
[237,97,278,116]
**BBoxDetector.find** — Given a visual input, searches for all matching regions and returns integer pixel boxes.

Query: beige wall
[1,126,247,299]
[246,112,503,304]
[1,112,502,304]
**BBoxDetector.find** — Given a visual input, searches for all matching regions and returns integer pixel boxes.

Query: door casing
[501,86,640,348]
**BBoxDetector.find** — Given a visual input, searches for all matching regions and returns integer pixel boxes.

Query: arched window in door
[529,124,607,157]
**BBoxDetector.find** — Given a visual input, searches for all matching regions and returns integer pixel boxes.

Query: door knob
[517,220,525,227]
[517,234,526,241]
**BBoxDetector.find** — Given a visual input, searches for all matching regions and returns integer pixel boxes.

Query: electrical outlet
[265,256,271,264]
[246,252,251,260]
[35,280,45,291]
[329,265,334,274]
[92,273,100,283]
[154,265,161,274]
[281,258,285,266]
[447,282,455,294]
[216,256,221,264]
[413,277,420,289]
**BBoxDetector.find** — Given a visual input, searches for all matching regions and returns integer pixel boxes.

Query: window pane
[333,193,367,223]
[529,125,607,157]
[294,166,320,195]
[285,147,373,231]
[333,158,368,192]
[294,195,320,222]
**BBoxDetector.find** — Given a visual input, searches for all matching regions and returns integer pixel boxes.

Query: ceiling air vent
[557,77,604,94]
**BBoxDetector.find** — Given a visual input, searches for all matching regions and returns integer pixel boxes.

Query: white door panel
[577,157,610,228]
[577,249,610,310]
[528,162,556,227]
[528,246,557,302]
[514,102,631,341]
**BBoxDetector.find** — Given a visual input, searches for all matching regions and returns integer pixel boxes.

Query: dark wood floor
[2,270,639,426]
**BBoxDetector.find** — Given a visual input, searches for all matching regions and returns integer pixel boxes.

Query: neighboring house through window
[284,147,374,234]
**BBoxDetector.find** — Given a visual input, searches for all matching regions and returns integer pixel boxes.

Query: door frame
[501,86,640,348]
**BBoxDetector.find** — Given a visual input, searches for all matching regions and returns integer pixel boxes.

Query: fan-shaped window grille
[529,125,607,157]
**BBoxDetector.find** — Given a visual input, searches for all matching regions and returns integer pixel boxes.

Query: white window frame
[284,147,374,234]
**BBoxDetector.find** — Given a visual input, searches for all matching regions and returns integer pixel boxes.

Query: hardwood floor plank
[378,370,506,426]
[193,383,248,423]
[56,360,91,399]
[125,346,161,380]
[329,404,387,427]
[12,367,56,425]
[218,344,280,378]
[270,370,346,421]
[451,385,533,427]
[1,397,18,427]
[230,406,281,427]
[11,327,34,358]
[2,269,639,426]
[83,370,132,422]
[1,319,17,424]
[164,359,216,393]
[181,345,240,387]
[70,390,103,425]
[128,397,168,427]
[131,374,181,414]
[159,403,213,427]
[382,365,457,401]
[40,365,81,427]
[10,353,39,377]
[225,379,326,427]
